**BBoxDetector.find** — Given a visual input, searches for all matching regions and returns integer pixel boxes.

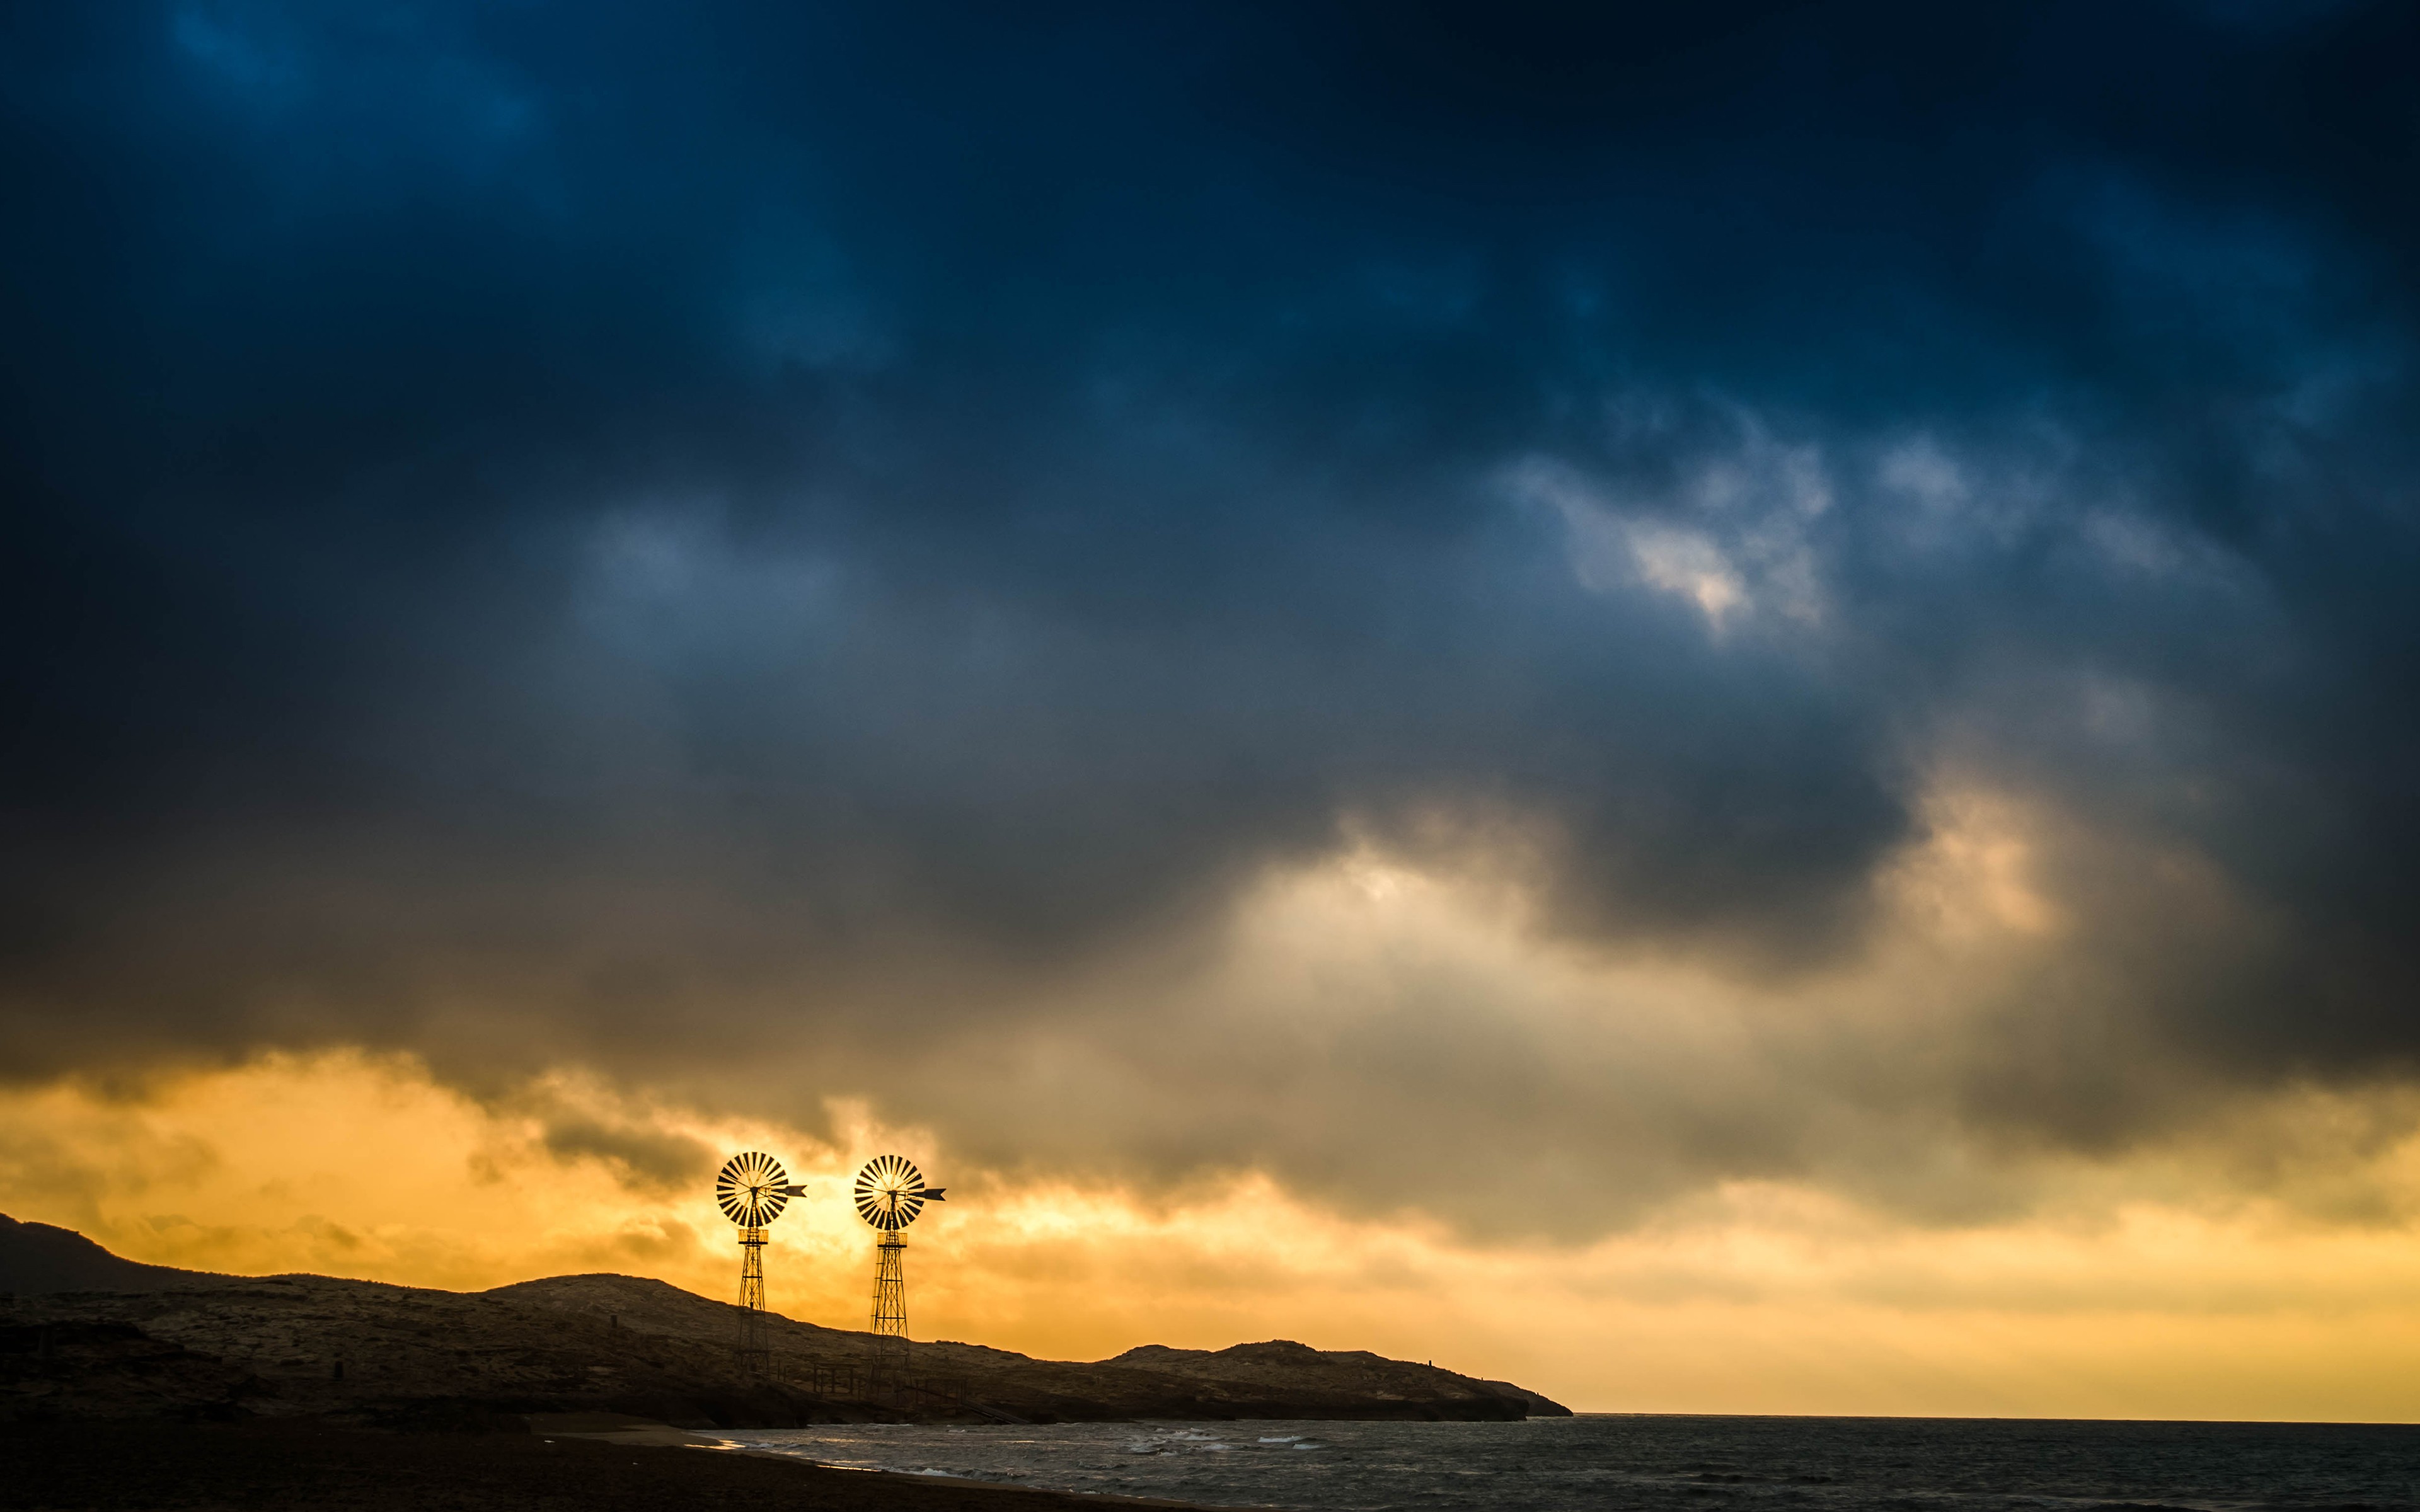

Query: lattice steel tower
[715,1151,804,1375]
[872,1232,906,1336]
[854,1155,943,1386]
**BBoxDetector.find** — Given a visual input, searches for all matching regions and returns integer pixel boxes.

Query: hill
[0,1217,1568,1426]
[0,1215,231,1295]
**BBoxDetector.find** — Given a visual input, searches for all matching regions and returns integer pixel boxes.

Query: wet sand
[1,1418,1224,1512]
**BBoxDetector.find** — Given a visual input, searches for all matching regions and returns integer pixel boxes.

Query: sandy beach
[1,1417,1221,1512]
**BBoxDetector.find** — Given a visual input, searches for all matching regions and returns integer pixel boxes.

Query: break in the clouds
[4,2,2420,1235]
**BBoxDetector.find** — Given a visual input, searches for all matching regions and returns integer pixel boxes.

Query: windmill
[715,1151,806,1375]
[853,1154,943,1384]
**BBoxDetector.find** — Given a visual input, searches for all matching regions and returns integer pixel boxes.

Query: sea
[719,1415,2420,1511]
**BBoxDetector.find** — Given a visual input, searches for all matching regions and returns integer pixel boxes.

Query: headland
[1,1212,1568,1429]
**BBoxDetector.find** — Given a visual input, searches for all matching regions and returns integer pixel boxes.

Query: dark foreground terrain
[1,1215,1565,1428]
[3,1417,1194,1512]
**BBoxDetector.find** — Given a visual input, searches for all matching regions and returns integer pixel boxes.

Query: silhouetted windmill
[715,1151,805,1374]
[853,1155,943,1384]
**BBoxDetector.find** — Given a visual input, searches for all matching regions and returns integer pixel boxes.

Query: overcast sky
[6,1,2420,1410]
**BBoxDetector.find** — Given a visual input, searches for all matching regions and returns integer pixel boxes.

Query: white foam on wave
[1124,1427,1237,1457]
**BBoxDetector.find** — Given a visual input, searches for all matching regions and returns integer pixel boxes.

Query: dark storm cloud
[536,1112,713,1197]
[4,1,2420,1215]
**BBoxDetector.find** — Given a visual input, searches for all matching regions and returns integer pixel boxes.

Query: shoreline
[536,1414,1239,1511]
[1,1415,1240,1512]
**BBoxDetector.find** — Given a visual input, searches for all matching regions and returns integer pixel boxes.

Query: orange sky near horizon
[9,1048,2420,1424]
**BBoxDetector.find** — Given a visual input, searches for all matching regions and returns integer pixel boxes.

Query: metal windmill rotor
[853,1154,944,1232]
[717,1150,805,1227]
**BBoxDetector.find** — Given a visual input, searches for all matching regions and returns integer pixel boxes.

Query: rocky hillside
[1,1217,1567,1426]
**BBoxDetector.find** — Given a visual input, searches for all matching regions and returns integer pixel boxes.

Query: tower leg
[870,1232,908,1397]
[738,1227,771,1375]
